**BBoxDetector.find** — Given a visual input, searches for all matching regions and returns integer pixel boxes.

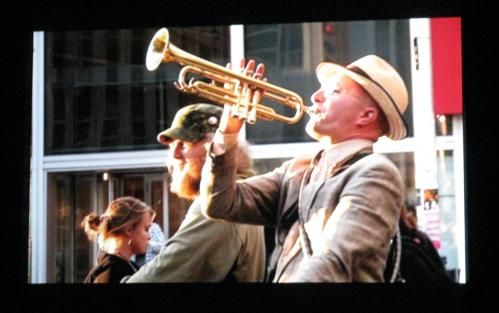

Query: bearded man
[123,103,265,282]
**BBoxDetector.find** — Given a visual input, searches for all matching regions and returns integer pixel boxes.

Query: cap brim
[156,127,202,145]
[316,62,407,140]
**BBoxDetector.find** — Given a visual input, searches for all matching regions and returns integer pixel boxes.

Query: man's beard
[169,158,204,200]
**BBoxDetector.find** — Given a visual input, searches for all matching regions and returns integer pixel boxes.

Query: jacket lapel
[274,221,304,281]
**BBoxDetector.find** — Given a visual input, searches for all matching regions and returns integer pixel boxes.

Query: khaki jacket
[200,139,403,282]
[124,200,265,282]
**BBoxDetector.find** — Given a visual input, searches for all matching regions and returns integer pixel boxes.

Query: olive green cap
[157,104,223,145]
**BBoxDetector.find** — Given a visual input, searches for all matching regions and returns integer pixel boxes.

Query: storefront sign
[422,189,442,249]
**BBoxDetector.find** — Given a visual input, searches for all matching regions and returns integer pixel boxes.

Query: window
[435,150,459,280]
[435,114,453,136]
[44,27,230,155]
[244,20,413,144]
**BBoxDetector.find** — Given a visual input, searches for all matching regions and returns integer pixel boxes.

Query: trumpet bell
[146,28,170,71]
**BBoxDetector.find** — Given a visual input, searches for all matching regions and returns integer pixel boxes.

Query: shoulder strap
[386,223,404,283]
[348,151,372,164]
[333,151,372,176]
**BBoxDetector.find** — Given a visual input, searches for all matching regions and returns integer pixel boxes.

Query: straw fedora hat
[316,55,409,140]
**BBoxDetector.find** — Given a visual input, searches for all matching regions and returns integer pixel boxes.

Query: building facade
[29,18,464,283]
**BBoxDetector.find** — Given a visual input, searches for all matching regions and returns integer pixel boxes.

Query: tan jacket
[124,199,265,282]
[200,139,403,282]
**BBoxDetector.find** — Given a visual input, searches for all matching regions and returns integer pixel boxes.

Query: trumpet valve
[230,105,241,118]
[247,106,257,124]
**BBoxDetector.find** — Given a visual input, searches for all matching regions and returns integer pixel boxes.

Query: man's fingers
[243,59,256,76]
[253,63,265,79]
[238,58,246,73]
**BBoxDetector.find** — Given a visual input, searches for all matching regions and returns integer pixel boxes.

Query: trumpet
[146,28,309,124]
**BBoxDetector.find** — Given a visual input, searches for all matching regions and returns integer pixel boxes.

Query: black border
[8,0,496,312]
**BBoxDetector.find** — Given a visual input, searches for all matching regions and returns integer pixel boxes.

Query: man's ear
[357,107,378,126]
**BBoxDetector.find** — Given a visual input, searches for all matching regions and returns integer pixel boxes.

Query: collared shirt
[312,139,374,179]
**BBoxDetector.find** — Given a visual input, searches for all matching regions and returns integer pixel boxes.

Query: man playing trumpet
[199,55,408,282]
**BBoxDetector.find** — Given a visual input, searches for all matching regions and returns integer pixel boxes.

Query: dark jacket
[385,219,451,283]
[84,252,137,283]
[398,220,451,282]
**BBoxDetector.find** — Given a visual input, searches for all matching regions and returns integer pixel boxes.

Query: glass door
[144,174,168,235]
[47,173,97,283]
[119,173,167,234]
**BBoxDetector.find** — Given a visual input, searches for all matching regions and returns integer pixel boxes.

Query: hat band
[348,66,408,133]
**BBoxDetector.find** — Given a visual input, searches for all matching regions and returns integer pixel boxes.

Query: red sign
[430,17,462,115]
